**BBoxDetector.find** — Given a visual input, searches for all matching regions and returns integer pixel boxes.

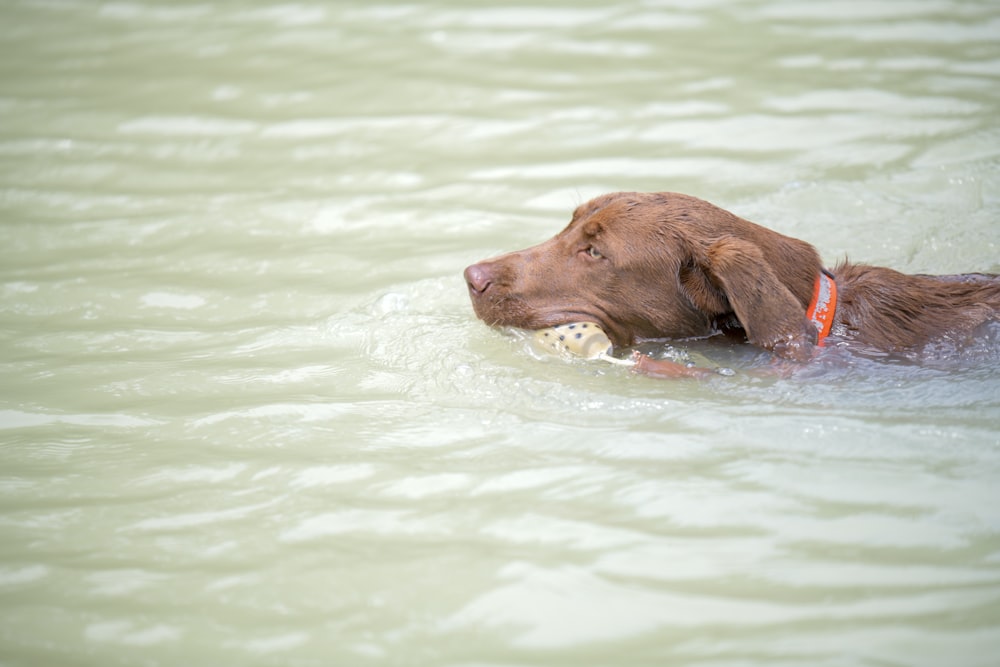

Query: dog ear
[682,236,818,361]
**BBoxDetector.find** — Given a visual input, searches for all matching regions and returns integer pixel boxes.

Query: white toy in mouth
[531,322,635,366]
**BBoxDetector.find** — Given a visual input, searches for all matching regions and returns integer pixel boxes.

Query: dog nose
[464,263,493,295]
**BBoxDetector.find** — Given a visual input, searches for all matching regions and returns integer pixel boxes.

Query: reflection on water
[1,1,999,665]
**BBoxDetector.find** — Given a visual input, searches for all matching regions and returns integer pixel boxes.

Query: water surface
[1,1,999,665]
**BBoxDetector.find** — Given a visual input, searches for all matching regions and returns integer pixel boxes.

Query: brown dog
[464,192,1000,377]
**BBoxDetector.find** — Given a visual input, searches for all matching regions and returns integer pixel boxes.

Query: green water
[1,1,999,665]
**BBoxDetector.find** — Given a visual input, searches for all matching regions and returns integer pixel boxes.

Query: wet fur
[464,192,1000,364]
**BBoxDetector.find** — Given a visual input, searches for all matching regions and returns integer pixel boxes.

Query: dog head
[465,192,822,360]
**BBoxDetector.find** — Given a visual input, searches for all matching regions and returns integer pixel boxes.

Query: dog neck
[807,270,838,345]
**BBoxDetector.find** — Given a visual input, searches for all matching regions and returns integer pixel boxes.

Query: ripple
[84,620,181,646]
[117,116,258,136]
[0,564,50,586]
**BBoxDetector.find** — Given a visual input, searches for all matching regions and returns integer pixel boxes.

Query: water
[1,1,999,665]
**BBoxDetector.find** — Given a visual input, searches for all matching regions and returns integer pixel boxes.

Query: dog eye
[586,246,603,259]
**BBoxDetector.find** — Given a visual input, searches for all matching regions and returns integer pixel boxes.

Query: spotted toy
[531,322,635,366]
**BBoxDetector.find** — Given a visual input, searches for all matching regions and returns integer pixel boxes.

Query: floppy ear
[682,236,818,361]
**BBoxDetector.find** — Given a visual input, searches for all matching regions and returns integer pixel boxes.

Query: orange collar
[806,270,838,345]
